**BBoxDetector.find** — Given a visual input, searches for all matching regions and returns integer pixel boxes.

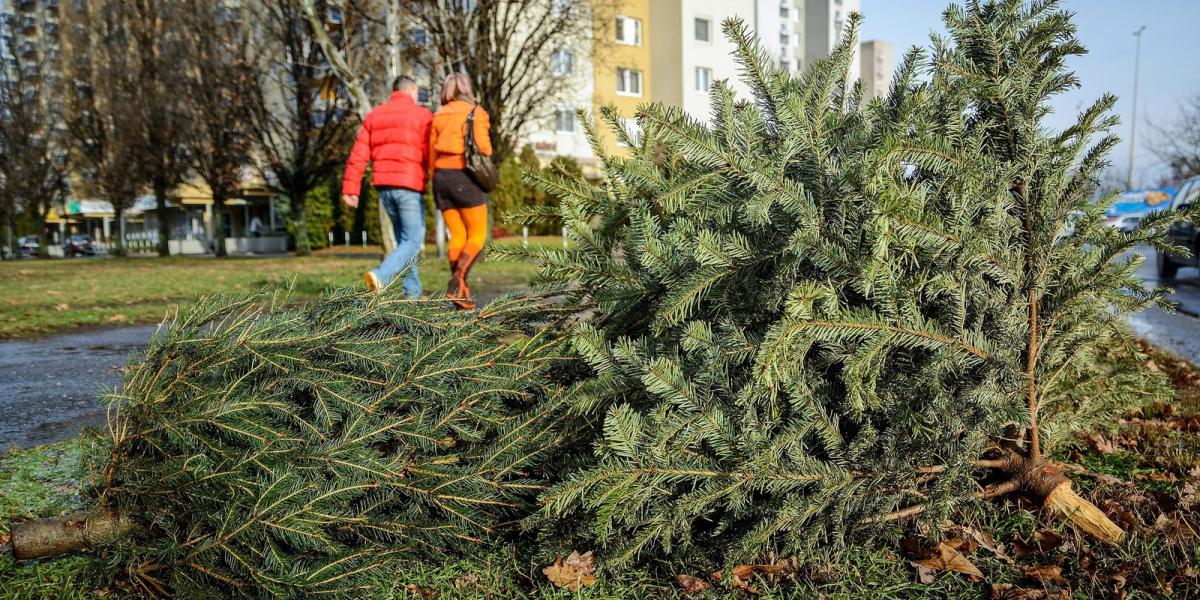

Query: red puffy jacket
[342,92,434,196]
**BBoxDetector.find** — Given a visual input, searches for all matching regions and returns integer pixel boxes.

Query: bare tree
[406,0,608,162]
[178,1,262,258]
[0,21,67,259]
[303,0,606,162]
[62,0,146,257]
[298,0,397,120]
[130,0,191,257]
[251,0,354,256]
[1148,91,1200,185]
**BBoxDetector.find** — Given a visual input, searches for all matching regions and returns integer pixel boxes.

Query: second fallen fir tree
[515,0,1189,568]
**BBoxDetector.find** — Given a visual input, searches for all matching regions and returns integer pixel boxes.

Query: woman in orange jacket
[430,73,492,309]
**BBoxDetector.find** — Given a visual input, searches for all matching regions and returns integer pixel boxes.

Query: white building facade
[860,39,893,101]
[803,0,860,82]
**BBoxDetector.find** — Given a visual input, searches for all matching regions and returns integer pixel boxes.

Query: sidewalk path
[0,324,159,449]
[0,291,510,449]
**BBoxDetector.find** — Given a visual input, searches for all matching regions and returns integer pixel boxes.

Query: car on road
[1105,213,1144,234]
[17,236,39,257]
[63,234,97,257]
[1158,175,1200,278]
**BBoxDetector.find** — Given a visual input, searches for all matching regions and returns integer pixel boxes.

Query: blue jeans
[373,188,425,297]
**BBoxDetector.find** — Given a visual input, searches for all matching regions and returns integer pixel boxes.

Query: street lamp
[1127,25,1146,191]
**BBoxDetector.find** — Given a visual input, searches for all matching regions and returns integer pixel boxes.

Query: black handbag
[464,106,499,192]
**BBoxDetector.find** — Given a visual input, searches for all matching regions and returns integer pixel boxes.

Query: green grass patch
[0,241,542,339]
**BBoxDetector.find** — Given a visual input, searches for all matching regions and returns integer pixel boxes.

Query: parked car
[1157,175,1200,278]
[64,234,96,257]
[1105,213,1143,234]
[17,235,39,257]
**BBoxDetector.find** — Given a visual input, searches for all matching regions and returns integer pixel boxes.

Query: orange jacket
[430,100,493,171]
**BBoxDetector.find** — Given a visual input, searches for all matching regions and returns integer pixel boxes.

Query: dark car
[1158,175,1200,278]
[64,234,97,257]
[17,235,39,257]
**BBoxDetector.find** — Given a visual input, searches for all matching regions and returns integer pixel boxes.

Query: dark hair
[392,75,417,91]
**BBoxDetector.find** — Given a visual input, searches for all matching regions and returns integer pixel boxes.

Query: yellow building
[592,0,652,153]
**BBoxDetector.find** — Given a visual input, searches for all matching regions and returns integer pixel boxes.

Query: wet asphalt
[0,324,159,449]
[0,291,506,448]
[5,250,1200,449]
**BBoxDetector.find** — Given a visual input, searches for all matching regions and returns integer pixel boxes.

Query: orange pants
[442,204,488,264]
[442,205,487,308]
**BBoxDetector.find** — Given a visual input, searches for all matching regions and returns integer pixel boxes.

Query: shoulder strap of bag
[464,105,478,151]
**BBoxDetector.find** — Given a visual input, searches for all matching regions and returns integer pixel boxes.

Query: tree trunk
[155,177,171,257]
[34,211,49,259]
[4,218,13,260]
[114,207,126,257]
[212,195,227,257]
[292,190,309,256]
[10,510,130,560]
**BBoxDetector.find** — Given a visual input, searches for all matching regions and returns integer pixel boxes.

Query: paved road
[0,291,509,448]
[1128,246,1200,359]
[0,324,159,449]
[6,253,1200,450]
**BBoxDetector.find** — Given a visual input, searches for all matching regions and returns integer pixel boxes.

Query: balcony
[17,41,37,57]
[19,15,37,32]
[17,0,36,11]
[20,65,40,81]
[45,0,60,12]
[44,22,60,36]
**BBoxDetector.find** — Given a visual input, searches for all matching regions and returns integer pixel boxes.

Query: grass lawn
[0,236,553,339]
[2,346,1198,598]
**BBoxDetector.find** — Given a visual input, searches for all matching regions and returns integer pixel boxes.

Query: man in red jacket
[342,76,433,296]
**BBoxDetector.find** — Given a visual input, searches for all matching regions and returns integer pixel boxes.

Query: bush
[492,145,574,236]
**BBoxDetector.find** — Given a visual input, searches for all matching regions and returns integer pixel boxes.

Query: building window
[552,47,575,76]
[418,87,431,104]
[615,15,642,46]
[694,17,711,43]
[409,27,427,46]
[780,33,789,46]
[694,66,712,93]
[616,67,642,96]
[780,5,789,17]
[555,107,575,132]
[620,118,643,147]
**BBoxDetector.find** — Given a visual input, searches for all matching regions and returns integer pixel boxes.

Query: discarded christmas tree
[515,0,1189,568]
[10,287,573,597]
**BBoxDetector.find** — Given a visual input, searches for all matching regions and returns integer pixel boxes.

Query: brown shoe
[364,271,382,292]
[446,251,480,310]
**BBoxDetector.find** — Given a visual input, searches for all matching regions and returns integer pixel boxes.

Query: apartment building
[860,39,893,101]
[804,0,860,81]
[515,0,887,168]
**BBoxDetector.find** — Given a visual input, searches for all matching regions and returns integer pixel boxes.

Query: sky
[859,0,1200,188]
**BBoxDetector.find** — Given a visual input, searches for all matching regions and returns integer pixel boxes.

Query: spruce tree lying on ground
[514,0,1190,569]
[10,287,573,597]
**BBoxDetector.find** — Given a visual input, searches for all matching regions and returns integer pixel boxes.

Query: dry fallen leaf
[453,573,480,589]
[405,583,439,599]
[991,583,1069,599]
[913,541,983,580]
[105,313,129,323]
[1022,565,1068,586]
[1086,433,1119,455]
[675,574,709,594]
[914,564,936,584]
[543,551,598,592]
[1033,530,1064,552]
[54,303,69,312]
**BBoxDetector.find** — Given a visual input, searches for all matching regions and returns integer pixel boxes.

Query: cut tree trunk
[10,509,130,560]
[1014,460,1124,544]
